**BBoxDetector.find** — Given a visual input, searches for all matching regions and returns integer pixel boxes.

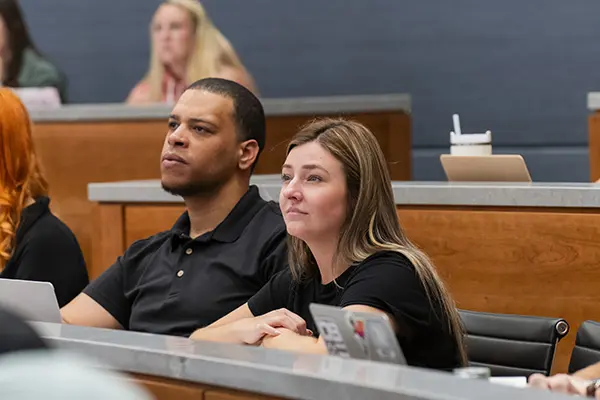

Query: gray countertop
[29,94,411,122]
[88,175,282,203]
[89,179,600,208]
[32,322,571,400]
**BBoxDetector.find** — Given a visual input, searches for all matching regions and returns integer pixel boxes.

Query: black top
[248,251,462,370]
[84,186,288,336]
[0,197,88,307]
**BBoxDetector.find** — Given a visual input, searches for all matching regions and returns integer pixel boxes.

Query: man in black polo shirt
[61,78,287,336]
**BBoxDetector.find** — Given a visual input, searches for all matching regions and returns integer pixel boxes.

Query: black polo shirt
[1,197,88,307]
[248,251,462,370]
[84,186,287,336]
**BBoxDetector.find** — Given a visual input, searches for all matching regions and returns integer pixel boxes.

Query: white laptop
[440,154,532,182]
[0,279,61,323]
[309,303,406,365]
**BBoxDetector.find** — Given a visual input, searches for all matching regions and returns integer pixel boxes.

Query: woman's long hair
[145,0,246,101]
[0,0,38,87]
[0,88,48,269]
[286,118,467,365]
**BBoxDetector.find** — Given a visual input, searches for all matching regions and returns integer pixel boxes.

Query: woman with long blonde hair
[191,118,466,370]
[127,0,256,104]
[0,88,88,306]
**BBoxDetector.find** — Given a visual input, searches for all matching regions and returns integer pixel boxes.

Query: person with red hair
[0,88,87,306]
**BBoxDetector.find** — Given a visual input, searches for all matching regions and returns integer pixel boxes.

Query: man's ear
[238,140,260,171]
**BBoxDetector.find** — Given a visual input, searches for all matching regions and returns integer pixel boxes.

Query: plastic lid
[450,131,492,145]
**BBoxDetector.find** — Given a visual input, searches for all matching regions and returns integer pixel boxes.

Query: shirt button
[177,270,184,278]
[185,248,193,255]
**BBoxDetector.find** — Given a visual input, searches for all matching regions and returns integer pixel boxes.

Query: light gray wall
[19,0,600,181]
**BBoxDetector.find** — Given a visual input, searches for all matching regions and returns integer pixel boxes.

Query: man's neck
[184,179,249,239]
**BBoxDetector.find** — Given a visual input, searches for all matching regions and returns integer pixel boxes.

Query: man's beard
[161,178,224,198]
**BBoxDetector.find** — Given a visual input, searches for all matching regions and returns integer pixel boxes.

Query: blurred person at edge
[127,0,256,104]
[0,0,67,102]
[0,89,88,306]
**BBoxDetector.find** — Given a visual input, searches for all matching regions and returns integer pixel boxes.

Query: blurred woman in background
[0,89,88,307]
[0,0,67,102]
[127,0,256,104]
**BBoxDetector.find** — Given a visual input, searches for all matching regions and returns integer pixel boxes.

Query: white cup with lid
[449,114,492,156]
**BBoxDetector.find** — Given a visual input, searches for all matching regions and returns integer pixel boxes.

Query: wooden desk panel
[397,206,600,374]
[589,112,600,181]
[205,389,285,400]
[92,204,184,279]
[37,111,410,275]
[124,205,186,246]
[129,373,286,400]
[91,203,125,280]
[260,113,411,180]
[129,373,207,400]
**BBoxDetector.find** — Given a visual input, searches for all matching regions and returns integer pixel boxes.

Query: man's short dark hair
[186,78,266,170]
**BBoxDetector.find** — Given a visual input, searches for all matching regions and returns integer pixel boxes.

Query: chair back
[459,310,569,376]
[569,320,600,373]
